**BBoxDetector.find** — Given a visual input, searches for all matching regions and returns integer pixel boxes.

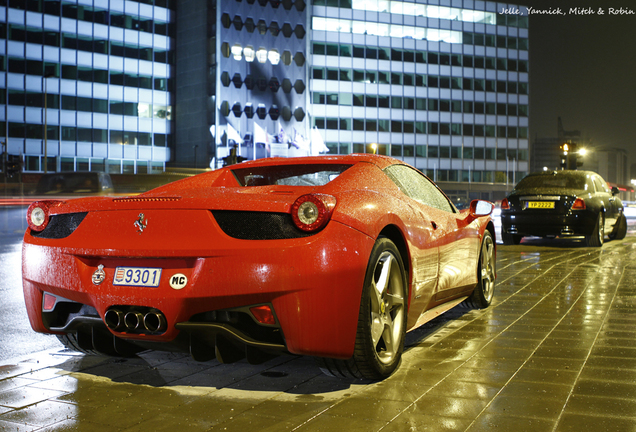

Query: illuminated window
[311,17,462,43]
[243,46,255,62]
[138,103,152,118]
[268,49,280,65]
[256,48,268,63]
[231,44,242,60]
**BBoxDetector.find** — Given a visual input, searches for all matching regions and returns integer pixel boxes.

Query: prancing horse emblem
[134,213,148,234]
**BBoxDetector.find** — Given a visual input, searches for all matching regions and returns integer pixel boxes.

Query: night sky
[518,0,636,161]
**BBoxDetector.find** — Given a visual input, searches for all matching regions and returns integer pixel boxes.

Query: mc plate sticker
[113,267,162,287]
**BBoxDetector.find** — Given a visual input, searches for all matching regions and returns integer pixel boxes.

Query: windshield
[515,173,587,191]
[231,164,353,187]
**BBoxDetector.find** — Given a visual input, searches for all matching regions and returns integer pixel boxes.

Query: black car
[500,170,627,247]
[34,172,114,195]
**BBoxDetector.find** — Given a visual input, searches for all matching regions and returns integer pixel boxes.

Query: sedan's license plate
[527,201,555,209]
[113,267,162,287]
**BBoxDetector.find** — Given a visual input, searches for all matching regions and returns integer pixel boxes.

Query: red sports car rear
[22,155,496,379]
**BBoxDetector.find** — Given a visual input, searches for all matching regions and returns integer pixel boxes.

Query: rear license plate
[526,201,555,209]
[113,267,162,287]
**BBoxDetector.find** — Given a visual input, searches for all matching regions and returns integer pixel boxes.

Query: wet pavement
[2,235,636,431]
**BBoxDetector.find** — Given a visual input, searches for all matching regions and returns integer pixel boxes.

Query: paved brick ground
[2,235,636,431]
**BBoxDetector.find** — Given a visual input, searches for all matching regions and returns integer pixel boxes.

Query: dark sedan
[500,170,627,247]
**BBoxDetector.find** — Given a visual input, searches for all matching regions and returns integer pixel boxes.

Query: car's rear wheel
[318,237,407,380]
[609,213,627,240]
[585,213,604,247]
[502,232,522,245]
[464,230,496,309]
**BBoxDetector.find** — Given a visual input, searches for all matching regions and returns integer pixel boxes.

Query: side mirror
[469,199,494,217]
[611,186,620,196]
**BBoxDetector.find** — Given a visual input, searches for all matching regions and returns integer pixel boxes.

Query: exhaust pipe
[124,311,144,331]
[144,312,167,333]
[104,309,125,331]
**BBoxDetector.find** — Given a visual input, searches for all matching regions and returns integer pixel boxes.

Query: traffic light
[6,154,22,179]
[559,142,581,170]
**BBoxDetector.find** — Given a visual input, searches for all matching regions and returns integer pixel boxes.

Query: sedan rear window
[515,173,587,191]
[231,164,352,187]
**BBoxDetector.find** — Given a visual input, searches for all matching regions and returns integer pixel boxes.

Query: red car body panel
[22,154,495,360]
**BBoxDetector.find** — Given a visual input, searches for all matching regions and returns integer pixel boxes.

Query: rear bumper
[22,220,374,359]
[501,210,597,237]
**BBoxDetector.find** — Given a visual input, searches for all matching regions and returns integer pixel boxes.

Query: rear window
[231,164,352,187]
[515,173,587,191]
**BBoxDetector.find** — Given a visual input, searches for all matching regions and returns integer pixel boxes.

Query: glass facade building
[0,0,175,175]
[2,0,529,200]
[310,0,529,195]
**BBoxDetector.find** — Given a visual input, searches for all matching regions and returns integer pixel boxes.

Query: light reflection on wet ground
[2,235,636,431]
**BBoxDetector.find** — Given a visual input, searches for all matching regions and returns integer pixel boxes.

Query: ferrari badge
[92,264,105,285]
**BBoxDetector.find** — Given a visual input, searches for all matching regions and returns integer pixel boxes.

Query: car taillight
[250,305,276,325]
[290,193,337,232]
[27,201,53,232]
[572,198,586,210]
[501,198,510,210]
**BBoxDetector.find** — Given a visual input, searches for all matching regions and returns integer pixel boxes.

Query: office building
[2,0,529,201]
[1,0,174,175]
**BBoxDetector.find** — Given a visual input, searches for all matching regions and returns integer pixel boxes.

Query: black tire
[56,333,100,355]
[609,213,627,240]
[318,238,407,380]
[464,230,496,309]
[502,232,522,245]
[585,213,604,247]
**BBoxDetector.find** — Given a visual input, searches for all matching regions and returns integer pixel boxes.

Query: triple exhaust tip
[104,309,167,333]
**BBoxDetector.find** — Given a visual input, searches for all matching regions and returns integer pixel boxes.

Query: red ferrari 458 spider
[22,154,496,380]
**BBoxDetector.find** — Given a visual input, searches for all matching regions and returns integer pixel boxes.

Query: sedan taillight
[572,198,586,210]
[501,198,510,210]
[290,194,337,232]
